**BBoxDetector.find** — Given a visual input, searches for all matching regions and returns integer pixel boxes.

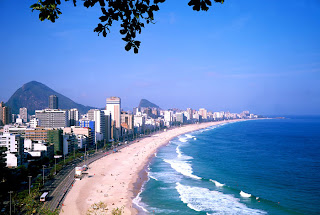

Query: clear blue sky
[1,0,320,115]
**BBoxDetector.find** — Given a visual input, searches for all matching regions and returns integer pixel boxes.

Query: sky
[0,0,320,115]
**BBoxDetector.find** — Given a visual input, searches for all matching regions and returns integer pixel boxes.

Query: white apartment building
[164,111,173,127]
[88,109,106,142]
[24,139,53,158]
[106,97,121,128]
[35,109,69,128]
[134,114,145,129]
[186,108,193,120]
[29,118,39,128]
[76,134,87,149]
[0,126,24,167]
[68,108,79,126]
[213,111,225,119]
[199,108,208,119]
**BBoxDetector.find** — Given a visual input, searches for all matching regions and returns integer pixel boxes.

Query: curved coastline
[60,119,249,215]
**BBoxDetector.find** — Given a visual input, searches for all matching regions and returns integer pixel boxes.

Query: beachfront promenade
[60,119,245,214]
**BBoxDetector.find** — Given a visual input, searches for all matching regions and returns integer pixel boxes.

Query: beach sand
[60,119,245,215]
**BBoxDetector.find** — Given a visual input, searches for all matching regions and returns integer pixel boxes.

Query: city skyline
[1,79,318,116]
[1,1,320,115]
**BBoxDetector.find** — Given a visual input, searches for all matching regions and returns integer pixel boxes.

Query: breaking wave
[176,183,267,214]
[164,159,201,180]
[240,191,252,198]
[209,179,225,187]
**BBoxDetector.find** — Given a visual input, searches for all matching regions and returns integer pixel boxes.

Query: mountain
[6,81,95,114]
[138,99,160,109]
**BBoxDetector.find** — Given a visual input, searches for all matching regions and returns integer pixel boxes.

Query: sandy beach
[60,119,245,215]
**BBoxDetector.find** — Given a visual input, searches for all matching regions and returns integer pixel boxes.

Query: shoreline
[60,119,249,215]
[131,119,245,214]
[131,156,153,215]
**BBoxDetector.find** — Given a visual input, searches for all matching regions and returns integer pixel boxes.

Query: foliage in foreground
[30,0,224,53]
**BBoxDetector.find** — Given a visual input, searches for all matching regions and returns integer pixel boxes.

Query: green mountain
[138,99,160,109]
[6,81,95,114]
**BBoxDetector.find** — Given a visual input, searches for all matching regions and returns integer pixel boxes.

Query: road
[42,142,135,211]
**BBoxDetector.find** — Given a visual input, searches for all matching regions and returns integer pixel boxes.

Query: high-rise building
[68,108,79,126]
[49,95,58,109]
[199,108,208,119]
[106,97,121,129]
[186,108,193,120]
[176,112,186,124]
[164,111,173,127]
[88,109,106,142]
[0,102,12,125]
[35,109,69,128]
[121,111,134,130]
[102,110,112,142]
[19,107,28,122]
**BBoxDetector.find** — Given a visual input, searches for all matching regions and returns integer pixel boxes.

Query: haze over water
[136,118,320,214]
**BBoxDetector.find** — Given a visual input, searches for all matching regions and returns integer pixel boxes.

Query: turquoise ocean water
[134,117,320,214]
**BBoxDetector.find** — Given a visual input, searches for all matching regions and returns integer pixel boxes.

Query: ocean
[134,117,320,215]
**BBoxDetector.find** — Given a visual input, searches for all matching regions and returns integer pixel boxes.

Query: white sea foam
[240,191,252,198]
[164,159,201,180]
[176,183,266,214]
[154,152,157,157]
[178,137,188,142]
[176,145,182,158]
[175,144,193,160]
[132,186,149,213]
[185,134,195,139]
[209,179,225,187]
[148,172,158,181]
[193,126,216,134]
[149,171,183,184]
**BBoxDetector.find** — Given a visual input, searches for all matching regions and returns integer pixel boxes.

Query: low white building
[0,126,24,167]
[15,117,23,125]
[134,114,145,129]
[29,118,39,128]
[76,134,87,149]
[63,134,78,156]
[24,139,53,159]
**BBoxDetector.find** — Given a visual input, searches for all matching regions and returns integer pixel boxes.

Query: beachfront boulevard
[43,144,130,211]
